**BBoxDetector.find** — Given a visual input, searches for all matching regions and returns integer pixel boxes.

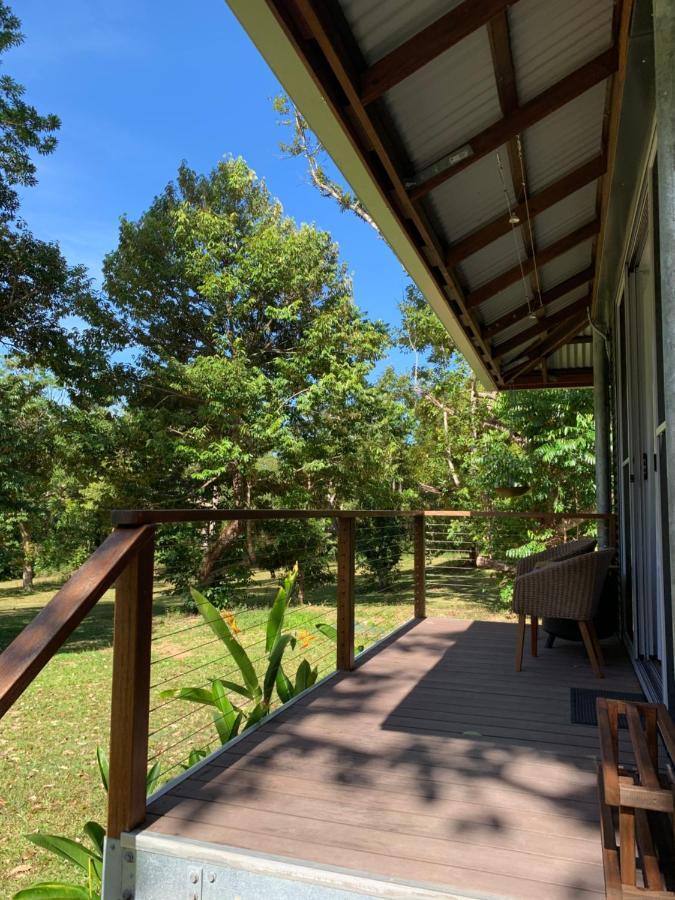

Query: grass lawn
[0,555,512,896]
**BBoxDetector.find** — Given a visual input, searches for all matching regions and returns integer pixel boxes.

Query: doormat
[570,688,643,727]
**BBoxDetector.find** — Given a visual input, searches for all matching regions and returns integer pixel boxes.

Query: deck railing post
[414,513,426,618]
[107,528,155,840]
[336,516,355,671]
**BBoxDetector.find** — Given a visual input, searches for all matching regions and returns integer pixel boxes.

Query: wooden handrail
[0,525,155,718]
[424,509,613,520]
[111,508,421,525]
[111,507,614,526]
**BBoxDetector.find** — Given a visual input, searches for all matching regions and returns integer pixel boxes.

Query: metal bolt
[207,871,216,883]
[124,851,134,863]
[189,894,198,900]
[189,871,199,884]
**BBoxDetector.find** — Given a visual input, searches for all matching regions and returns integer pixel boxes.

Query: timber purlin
[596,698,675,896]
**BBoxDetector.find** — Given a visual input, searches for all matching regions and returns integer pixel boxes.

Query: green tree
[100,158,402,585]
[0,1,59,221]
[0,2,114,387]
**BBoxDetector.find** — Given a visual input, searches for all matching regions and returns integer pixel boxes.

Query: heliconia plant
[13,749,162,899]
[162,565,319,746]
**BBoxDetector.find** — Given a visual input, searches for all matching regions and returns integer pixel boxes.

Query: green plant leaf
[180,747,210,771]
[159,686,217,707]
[263,632,294,705]
[26,833,100,875]
[315,623,337,641]
[244,703,266,730]
[191,588,261,700]
[294,658,318,694]
[215,679,255,701]
[276,665,294,704]
[210,680,243,743]
[13,883,92,899]
[145,762,162,795]
[95,747,108,793]
[266,563,298,653]
[82,822,105,858]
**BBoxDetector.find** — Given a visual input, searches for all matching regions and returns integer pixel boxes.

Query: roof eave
[227,0,497,390]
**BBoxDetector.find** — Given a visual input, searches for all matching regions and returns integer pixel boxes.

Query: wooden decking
[144,617,641,899]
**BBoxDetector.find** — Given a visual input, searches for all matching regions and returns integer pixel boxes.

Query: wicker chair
[515,537,597,578]
[513,548,615,678]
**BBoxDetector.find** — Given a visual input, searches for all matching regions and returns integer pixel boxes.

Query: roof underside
[230,0,635,390]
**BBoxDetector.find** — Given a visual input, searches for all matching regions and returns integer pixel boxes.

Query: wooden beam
[502,367,594,389]
[283,0,503,383]
[484,267,594,339]
[506,312,590,382]
[591,0,636,316]
[466,220,599,309]
[446,156,606,265]
[493,295,591,361]
[408,47,618,200]
[360,0,521,105]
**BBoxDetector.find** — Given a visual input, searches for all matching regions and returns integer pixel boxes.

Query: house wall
[599,0,675,706]
[654,0,675,710]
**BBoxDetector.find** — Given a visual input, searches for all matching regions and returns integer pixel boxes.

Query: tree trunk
[18,522,35,593]
[198,520,241,583]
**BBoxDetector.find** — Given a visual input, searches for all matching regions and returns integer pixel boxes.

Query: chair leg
[588,621,605,667]
[579,620,603,678]
[516,615,526,672]
[530,616,538,657]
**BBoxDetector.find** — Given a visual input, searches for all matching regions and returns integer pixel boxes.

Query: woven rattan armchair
[515,537,597,578]
[513,548,615,678]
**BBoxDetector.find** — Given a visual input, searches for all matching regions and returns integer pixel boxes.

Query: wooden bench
[597,698,675,897]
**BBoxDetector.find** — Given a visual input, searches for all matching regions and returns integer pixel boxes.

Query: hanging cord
[516,135,543,315]
[496,149,533,317]
[588,309,611,361]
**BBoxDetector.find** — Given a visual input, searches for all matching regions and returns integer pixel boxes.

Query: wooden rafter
[484,267,594,339]
[408,47,618,201]
[273,0,503,383]
[360,0,520,105]
[493,295,591,361]
[505,311,590,382]
[466,219,599,310]
[502,368,594,390]
[446,156,606,266]
[590,0,635,316]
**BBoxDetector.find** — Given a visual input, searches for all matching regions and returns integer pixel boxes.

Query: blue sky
[9,0,411,371]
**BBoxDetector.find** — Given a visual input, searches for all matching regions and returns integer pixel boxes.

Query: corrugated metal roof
[339,0,464,64]
[383,27,501,172]
[250,0,620,386]
[425,145,516,244]
[336,0,614,383]
[534,185,598,246]
[523,84,607,192]
[493,283,590,347]
[549,327,593,369]
[510,0,615,104]
[479,280,534,327]
[458,229,527,288]
[539,241,595,290]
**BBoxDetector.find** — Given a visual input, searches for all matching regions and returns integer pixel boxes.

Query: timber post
[414,513,426,618]
[107,528,155,839]
[336,516,355,671]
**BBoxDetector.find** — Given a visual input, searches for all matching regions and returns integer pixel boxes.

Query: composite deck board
[145,617,642,899]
